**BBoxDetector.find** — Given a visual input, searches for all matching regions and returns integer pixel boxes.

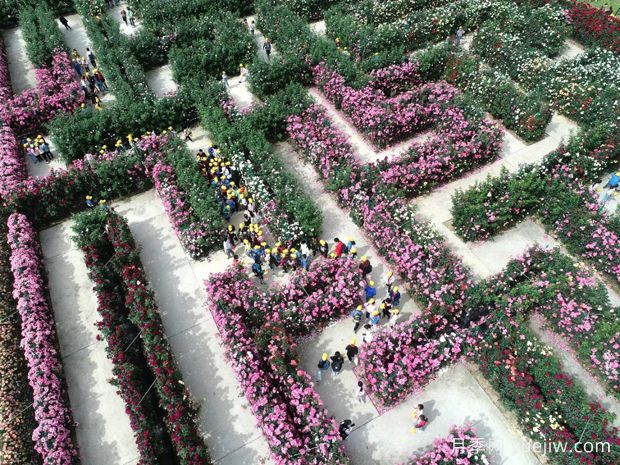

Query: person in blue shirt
[364,281,377,302]
[389,286,401,307]
[300,254,310,271]
[351,305,363,333]
[605,172,620,189]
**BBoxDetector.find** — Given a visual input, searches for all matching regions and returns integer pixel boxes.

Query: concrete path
[58,14,116,104]
[145,64,178,97]
[24,139,67,179]
[108,2,141,36]
[245,16,277,62]
[1,27,36,94]
[309,20,326,37]
[112,190,274,465]
[227,77,258,111]
[530,314,620,427]
[40,220,140,465]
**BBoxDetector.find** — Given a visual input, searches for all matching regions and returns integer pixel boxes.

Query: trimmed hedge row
[19,1,66,67]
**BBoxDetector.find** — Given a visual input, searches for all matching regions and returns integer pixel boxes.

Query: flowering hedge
[0,35,13,101]
[450,127,620,289]
[7,213,78,465]
[75,210,211,464]
[72,208,204,464]
[566,1,620,55]
[0,125,27,198]
[0,51,84,134]
[399,425,490,465]
[0,217,37,465]
[206,259,359,464]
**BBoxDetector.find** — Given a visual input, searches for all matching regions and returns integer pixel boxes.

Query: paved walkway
[23,138,67,179]
[1,27,36,94]
[227,78,257,111]
[113,190,274,465]
[40,220,140,465]
[245,15,276,62]
[108,2,141,36]
[145,64,177,97]
[58,14,116,104]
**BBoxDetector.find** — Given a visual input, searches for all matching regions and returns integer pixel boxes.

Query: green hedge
[19,2,66,67]
[49,92,197,162]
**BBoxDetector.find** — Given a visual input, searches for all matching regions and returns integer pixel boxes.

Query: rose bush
[7,213,78,465]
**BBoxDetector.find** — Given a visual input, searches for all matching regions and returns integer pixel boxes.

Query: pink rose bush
[206,258,360,464]
[7,213,78,465]
[0,35,13,101]
[0,50,84,134]
[0,125,27,197]
[398,425,490,465]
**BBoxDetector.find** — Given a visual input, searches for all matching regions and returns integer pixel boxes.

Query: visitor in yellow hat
[318,239,328,257]
[316,353,331,383]
[359,256,373,276]
[385,270,396,292]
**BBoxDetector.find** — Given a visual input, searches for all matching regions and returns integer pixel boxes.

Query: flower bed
[0,125,27,198]
[566,1,620,55]
[0,51,84,134]
[82,210,211,464]
[0,35,13,101]
[0,217,37,465]
[6,213,78,465]
[206,260,358,464]
[399,425,490,465]
[72,208,205,464]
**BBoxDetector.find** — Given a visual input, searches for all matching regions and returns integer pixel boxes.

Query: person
[223,237,234,258]
[339,420,355,440]
[72,59,83,77]
[369,311,381,331]
[316,353,330,383]
[331,351,344,377]
[364,298,376,319]
[455,26,465,46]
[86,48,96,67]
[361,324,373,344]
[346,237,356,252]
[59,16,71,30]
[349,247,358,259]
[411,404,424,420]
[345,339,358,363]
[120,9,128,25]
[380,298,392,319]
[239,64,248,83]
[359,256,372,276]
[389,307,401,327]
[263,38,272,60]
[127,7,135,26]
[385,271,395,293]
[356,381,365,404]
[351,305,363,333]
[85,195,95,207]
[93,95,103,111]
[300,254,310,271]
[390,286,401,307]
[39,140,53,162]
[183,128,193,142]
[250,20,255,36]
[242,18,249,30]
[319,239,328,257]
[71,48,80,60]
[222,71,229,89]
[333,237,346,257]
[94,69,108,90]
[415,415,429,430]
[364,281,377,302]
[605,172,620,189]
[251,261,264,282]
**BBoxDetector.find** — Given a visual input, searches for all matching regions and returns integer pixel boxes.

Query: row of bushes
[72,209,211,464]
[0,215,38,465]
[197,83,322,240]
[0,0,74,29]
[74,0,152,101]
[19,1,66,67]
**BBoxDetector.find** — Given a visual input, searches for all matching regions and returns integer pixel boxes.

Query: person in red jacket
[333,237,347,257]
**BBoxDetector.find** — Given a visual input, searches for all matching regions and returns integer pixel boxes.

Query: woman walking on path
[345,339,358,364]
[59,16,71,30]
[356,382,365,404]
[263,38,272,60]
[120,9,128,25]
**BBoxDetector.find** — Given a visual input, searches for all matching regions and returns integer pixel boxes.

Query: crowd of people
[22,135,54,164]
[71,48,107,110]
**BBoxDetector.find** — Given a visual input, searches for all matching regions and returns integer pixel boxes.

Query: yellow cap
[261,242,267,246]
[320,240,326,245]
[351,338,356,345]
[271,248,277,253]
[371,311,380,316]
[356,305,362,310]
[369,281,375,286]
[369,298,375,304]
[254,245,260,250]
[322,353,328,361]
[348,237,354,241]
[393,286,399,292]
[361,256,367,261]
[387,271,393,277]
[380,303,385,309]
[351,248,357,253]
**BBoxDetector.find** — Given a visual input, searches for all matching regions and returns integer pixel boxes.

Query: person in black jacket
[330,351,344,377]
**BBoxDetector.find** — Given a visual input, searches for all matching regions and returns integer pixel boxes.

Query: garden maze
[0,1,619,465]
